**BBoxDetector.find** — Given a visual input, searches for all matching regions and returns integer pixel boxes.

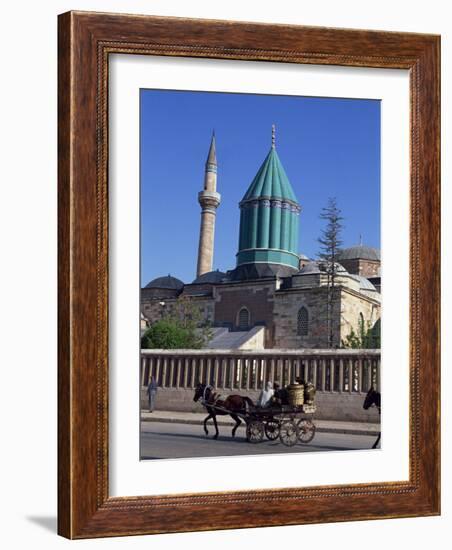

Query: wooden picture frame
[58,11,440,538]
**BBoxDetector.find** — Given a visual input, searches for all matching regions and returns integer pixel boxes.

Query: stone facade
[141,276,380,350]
[213,280,275,340]
[141,295,214,327]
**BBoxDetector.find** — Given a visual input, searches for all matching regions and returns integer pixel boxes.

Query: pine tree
[318,197,344,348]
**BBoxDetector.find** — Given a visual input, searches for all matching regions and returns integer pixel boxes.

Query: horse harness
[201,384,223,408]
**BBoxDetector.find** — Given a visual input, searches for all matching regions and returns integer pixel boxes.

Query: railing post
[175,357,181,388]
[213,357,219,388]
[155,356,160,386]
[140,356,146,387]
[348,358,353,393]
[312,358,317,389]
[330,358,335,392]
[183,357,188,388]
[228,357,234,389]
[270,358,275,384]
[365,359,371,392]
[339,358,344,392]
[254,357,259,390]
[320,358,326,391]
[161,357,168,388]
[190,357,196,388]
[206,357,212,386]
[376,358,381,392]
[357,357,363,393]
[245,358,250,390]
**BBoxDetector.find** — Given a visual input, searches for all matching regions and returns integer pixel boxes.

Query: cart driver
[257,381,274,408]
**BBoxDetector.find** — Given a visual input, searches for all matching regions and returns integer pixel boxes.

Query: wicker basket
[304,382,316,405]
[287,383,305,406]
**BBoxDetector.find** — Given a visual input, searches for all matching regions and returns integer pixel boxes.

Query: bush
[341,317,380,349]
[141,319,204,349]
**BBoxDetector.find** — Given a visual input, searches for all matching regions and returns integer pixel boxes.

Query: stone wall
[273,286,380,349]
[273,287,342,348]
[339,289,380,344]
[339,258,380,277]
[214,281,276,345]
[141,295,214,326]
[140,387,380,423]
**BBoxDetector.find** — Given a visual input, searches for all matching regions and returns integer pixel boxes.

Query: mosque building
[141,129,381,349]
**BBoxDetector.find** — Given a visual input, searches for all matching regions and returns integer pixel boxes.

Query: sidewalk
[141,410,380,436]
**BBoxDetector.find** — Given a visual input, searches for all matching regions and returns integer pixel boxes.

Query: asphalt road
[140,421,379,460]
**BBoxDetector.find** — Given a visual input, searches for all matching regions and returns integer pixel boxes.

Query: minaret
[196,132,221,277]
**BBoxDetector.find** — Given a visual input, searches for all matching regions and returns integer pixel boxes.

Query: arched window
[359,312,365,331]
[297,307,309,336]
[237,307,250,330]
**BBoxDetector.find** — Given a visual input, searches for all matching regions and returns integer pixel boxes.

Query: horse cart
[244,403,317,447]
[194,381,317,447]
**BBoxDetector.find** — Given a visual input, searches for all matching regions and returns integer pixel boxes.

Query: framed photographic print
[58,11,440,538]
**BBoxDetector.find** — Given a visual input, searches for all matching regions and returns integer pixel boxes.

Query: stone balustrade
[140,349,380,394]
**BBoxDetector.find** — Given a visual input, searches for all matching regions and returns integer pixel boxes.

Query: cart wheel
[298,419,316,443]
[246,421,264,443]
[264,420,280,440]
[279,421,299,447]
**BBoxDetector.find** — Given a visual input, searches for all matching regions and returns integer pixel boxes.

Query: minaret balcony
[198,190,221,209]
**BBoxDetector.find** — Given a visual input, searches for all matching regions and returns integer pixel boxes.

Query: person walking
[147,375,158,412]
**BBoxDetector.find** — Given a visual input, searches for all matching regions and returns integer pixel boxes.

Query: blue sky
[140,89,380,286]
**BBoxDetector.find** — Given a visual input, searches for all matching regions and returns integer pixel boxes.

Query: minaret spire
[271,124,276,149]
[196,132,221,277]
[206,130,217,169]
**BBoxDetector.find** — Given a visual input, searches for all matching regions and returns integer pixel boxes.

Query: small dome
[299,253,309,260]
[144,275,184,290]
[350,275,377,291]
[192,270,227,284]
[336,245,380,261]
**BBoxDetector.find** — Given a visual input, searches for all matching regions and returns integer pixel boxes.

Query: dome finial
[271,124,276,149]
[359,234,363,246]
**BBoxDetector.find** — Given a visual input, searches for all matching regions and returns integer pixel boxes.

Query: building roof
[241,147,298,203]
[350,274,378,291]
[336,245,380,261]
[144,275,184,290]
[229,262,297,281]
[298,261,322,275]
[192,270,227,284]
[297,261,347,275]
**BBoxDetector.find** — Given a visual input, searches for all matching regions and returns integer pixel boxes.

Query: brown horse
[193,383,254,439]
[363,387,381,449]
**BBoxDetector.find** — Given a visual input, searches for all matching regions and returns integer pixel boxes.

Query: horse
[193,383,254,440]
[363,387,381,449]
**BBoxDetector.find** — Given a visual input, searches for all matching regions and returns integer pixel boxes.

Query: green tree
[318,197,344,347]
[141,296,212,349]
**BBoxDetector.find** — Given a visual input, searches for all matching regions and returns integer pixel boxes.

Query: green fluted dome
[234,138,301,280]
[242,148,297,203]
